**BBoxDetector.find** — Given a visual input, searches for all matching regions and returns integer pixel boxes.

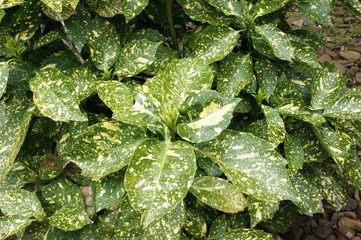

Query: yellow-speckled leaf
[29,68,87,122]
[0,0,24,9]
[62,121,147,180]
[190,176,247,213]
[262,105,285,146]
[247,196,279,228]
[323,91,361,119]
[0,216,33,240]
[255,58,278,100]
[0,62,9,99]
[209,214,228,239]
[40,0,62,12]
[86,0,122,17]
[296,0,333,26]
[196,130,300,202]
[275,103,326,125]
[49,205,92,231]
[253,0,291,18]
[217,53,254,97]
[88,16,120,70]
[204,0,246,17]
[188,25,240,63]
[290,38,321,69]
[121,0,148,22]
[183,208,208,238]
[115,39,161,79]
[341,0,361,15]
[125,139,196,227]
[284,134,304,173]
[252,25,293,61]
[220,229,276,239]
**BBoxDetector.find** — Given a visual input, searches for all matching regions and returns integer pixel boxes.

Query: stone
[326,235,337,240]
[326,42,339,49]
[340,50,361,62]
[343,199,359,211]
[318,53,332,63]
[325,48,338,59]
[352,236,361,240]
[349,46,361,54]
[344,17,355,23]
[314,224,333,239]
[346,67,359,78]
[339,226,355,239]
[356,72,361,84]
[302,234,319,240]
[331,60,347,74]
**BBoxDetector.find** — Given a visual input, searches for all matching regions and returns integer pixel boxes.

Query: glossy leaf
[205,0,245,17]
[0,61,9,98]
[311,66,347,110]
[252,25,293,61]
[323,91,361,119]
[86,0,123,17]
[0,216,33,240]
[34,31,60,49]
[125,139,196,227]
[121,0,149,22]
[183,208,207,238]
[284,135,304,173]
[190,176,247,213]
[275,103,326,125]
[62,121,147,180]
[188,25,240,63]
[220,229,276,239]
[255,58,278,100]
[88,17,120,70]
[217,53,254,97]
[247,196,279,228]
[197,130,300,202]
[296,0,333,26]
[253,0,291,18]
[66,5,91,52]
[40,0,62,12]
[262,105,285,146]
[0,0,24,9]
[49,205,93,231]
[290,39,321,69]
[29,68,87,122]
[144,45,179,75]
[115,39,161,78]
[341,0,361,15]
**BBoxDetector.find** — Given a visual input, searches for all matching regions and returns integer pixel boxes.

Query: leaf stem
[166,0,179,52]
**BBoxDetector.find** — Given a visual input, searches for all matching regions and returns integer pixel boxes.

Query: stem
[56,12,85,64]
[166,0,179,52]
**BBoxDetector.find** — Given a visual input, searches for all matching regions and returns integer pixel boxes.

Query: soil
[284,2,361,240]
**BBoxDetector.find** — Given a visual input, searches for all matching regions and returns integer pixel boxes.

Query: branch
[166,0,179,53]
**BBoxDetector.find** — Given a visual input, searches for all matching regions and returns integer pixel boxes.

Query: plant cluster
[1,0,361,239]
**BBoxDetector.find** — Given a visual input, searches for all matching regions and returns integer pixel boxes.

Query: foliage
[1,0,361,239]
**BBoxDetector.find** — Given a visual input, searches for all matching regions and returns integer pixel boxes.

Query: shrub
[1,0,361,239]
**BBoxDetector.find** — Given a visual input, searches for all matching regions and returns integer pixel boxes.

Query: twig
[166,0,180,53]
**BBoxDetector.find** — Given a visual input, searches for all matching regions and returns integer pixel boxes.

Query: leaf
[143,45,179,75]
[125,139,196,227]
[0,0,24,9]
[247,197,279,228]
[284,134,304,173]
[0,61,9,98]
[183,208,208,238]
[291,172,324,216]
[86,0,123,17]
[62,121,147,180]
[34,31,61,49]
[209,214,228,239]
[66,4,91,52]
[187,25,240,63]
[48,205,93,231]
[121,0,149,22]
[29,68,87,122]
[177,90,240,143]
[323,91,361,119]
[128,28,166,42]
[40,0,62,12]
[296,0,333,26]
[220,229,276,239]
[197,155,223,177]
[204,0,245,17]
[190,176,247,213]
[88,16,120,70]
[217,53,254,97]
[40,51,81,70]
[253,0,291,18]
[252,24,294,61]
[275,103,326,125]
[178,0,233,26]
[196,130,300,202]
[0,216,33,240]
[0,102,33,181]
[255,58,278,100]
[114,39,161,79]
[261,105,285,146]
[290,38,321,69]
[341,0,361,15]
[311,66,348,110]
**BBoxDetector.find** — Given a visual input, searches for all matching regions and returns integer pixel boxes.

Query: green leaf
[291,172,324,216]
[217,53,254,97]
[323,91,361,119]
[284,134,304,173]
[115,39,161,79]
[183,208,208,238]
[296,0,333,26]
[204,0,245,17]
[261,105,285,146]
[178,0,233,26]
[143,45,179,75]
[253,0,291,18]
[125,139,196,227]
[290,38,321,69]
[247,197,279,228]
[255,58,278,100]
[128,28,166,42]
[275,103,326,125]
[188,25,239,63]
[38,154,64,180]
[209,214,228,239]
[177,90,240,143]
[48,205,93,231]
[62,121,146,180]
[197,130,300,202]
[40,51,81,70]
[220,229,276,239]
[66,5,91,52]
[197,155,223,177]
[311,66,348,110]
[189,176,247,213]
[252,25,293,61]
[34,31,61,49]
[0,216,33,240]
[121,0,149,22]
[0,0,24,9]
[341,0,361,15]
[88,17,120,70]
[40,0,62,12]
[29,68,87,122]
[0,61,9,99]
[86,0,123,17]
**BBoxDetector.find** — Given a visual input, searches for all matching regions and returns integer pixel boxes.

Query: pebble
[318,53,332,63]
[356,72,361,84]
[352,236,361,240]
[331,60,347,73]
[339,226,355,239]
[349,46,361,54]
[343,199,360,211]
[314,224,333,239]
[346,67,359,78]
[326,42,339,49]
[302,234,319,240]
[325,48,338,58]
[340,50,361,62]
[326,234,337,240]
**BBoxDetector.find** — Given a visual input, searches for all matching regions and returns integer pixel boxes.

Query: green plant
[1,0,361,239]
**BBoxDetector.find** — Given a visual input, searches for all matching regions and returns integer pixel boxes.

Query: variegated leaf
[0,0,24,9]
[115,39,161,79]
[128,28,166,42]
[196,130,300,202]
[177,90,240,143]
[34,31,60,49]
[323,91,361,119]
[255,58,278,100]
[187,25,240,63]
[144,45,179,75]
[220,229,276,239]
[217,53,254,97]
[290,39,321,69]
[247,196,279,228]
[252,25,293,61]
[88,16,120,70]
[189,176,247,213]
[183,208,207,238]
[62,121,147,180]
[291,172,324,216]
[262,105,285,146]
[341,0,361,15]
[204,0,246,17]
[296,0,333,26]
[125,139,196,227]
[0,61,9,98]
[197,155,223,177]
[284,134,304,173]
[209,214,228,239]
[0,216,33,240]
[120,0,148,22]
[40,0,62,12]
[311,66,347,110]
[253,0,291,18]
[178,0,233,26]
[275,104,326,125]
[86,0,123,17]
[66,4,91,52]
[48,205,93,231]
[30,68,87,122]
